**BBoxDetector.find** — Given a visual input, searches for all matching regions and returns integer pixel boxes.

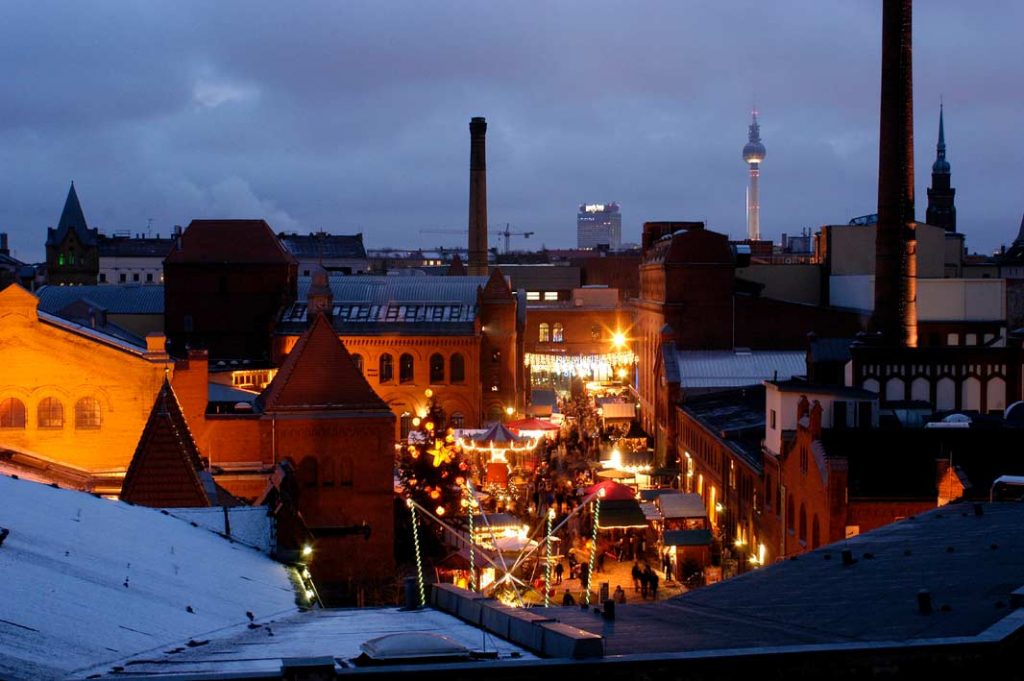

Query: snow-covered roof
[0,476,298,680]
[87,607,535,677]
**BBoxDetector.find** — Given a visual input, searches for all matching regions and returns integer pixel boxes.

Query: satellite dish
[942,413,971,424]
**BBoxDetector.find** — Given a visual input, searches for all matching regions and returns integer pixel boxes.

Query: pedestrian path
[524,553,686,606]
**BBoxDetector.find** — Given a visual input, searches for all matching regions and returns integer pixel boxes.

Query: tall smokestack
[468,117,488,276]
[871,0,917,347]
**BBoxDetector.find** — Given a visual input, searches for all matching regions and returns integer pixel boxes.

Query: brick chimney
[0,233,8,256]
[809,400,823,439]
[468,117,488,276]
[870,0,918,347]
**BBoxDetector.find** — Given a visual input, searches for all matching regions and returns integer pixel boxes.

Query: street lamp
[612,331,626,349]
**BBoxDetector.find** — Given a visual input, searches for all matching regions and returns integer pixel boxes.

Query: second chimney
[468,117,488,276]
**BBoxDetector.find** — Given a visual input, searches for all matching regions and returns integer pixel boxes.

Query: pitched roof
[165,220,298,265]
[670,349,806,389]
[278,275,488,336]
[36,284,165,315]
[46,182,98,247]
[260,313,390,413]
[121,380,224,508]
[279,232,366,260]
[97,235,175,258]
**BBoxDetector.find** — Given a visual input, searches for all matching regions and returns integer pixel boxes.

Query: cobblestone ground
[521,551,687,607]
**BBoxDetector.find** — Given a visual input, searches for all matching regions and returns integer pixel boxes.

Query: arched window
[450,353,466,383]
[0,398,26,429]
[812,514,821,549]
[399,353,415,383]
[298,456,318,488]
[352,353,364,373]
[538,323,550,343]
[75,397,102,430]
[38,397,64,429]
[590,325,601,341]
[798,503,807,543]
[429,353,445,384]
[400,412,414,440]
[552,323,564,343]
[450,412,465,429]
[379,353,394,383]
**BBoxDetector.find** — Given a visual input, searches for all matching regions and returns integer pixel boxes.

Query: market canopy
[583,479,637,501]
[663,529,713,547]
[657,492,709,520]
[506,418,560,433]
[596,499,649,530]
[596,469,635,481]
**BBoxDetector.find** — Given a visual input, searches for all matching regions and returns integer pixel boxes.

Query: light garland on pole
[466,487,476,592]
[407,498,426,608]
[544,506,555,607]
[585,489,604,607]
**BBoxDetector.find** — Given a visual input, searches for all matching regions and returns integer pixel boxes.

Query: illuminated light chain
[544,509,554,607]
[408,500,426,608]
[467,497,476,592]
[585,496,601,607]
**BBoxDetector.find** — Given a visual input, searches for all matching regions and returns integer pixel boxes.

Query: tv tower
[742,110,766,241]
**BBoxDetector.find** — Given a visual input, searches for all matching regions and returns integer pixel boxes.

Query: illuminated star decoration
[429,438,454,467]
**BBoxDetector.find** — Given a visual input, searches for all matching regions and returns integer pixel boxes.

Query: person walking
[554,561,564,585]
[650,569,660,600]
[640,565,650,599]
[562,589,576,606]
[613,585,626,604]
[631,561,642,593]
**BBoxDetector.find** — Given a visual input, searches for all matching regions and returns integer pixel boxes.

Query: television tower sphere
[743,112,766,164]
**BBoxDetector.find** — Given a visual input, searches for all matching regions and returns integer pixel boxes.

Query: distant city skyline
[1,1,1022,262]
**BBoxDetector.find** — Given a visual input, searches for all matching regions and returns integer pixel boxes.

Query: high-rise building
[742,112,766,241]
[577,202,621,250]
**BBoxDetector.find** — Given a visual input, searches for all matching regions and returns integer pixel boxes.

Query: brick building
[0,283,172,493]
[45,182,100,286]
[523,286,632,393]
[164,219,298,361]
[274,268,523,438]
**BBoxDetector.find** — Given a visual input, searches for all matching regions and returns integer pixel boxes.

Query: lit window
[0,398,26,429]
[538,323,550,343]
[543,291,558,301]
[38,397,64,429]
[74,397,102,430]
[552,323,564,343]
[526,291,540,301]
[450,412,465,429]
[352,353,363,373]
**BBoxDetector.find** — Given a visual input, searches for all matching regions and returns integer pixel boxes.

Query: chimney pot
[841,548,855,566]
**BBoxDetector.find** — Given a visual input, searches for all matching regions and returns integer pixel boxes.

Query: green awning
[663,529,713,547]
[596,500,648,529]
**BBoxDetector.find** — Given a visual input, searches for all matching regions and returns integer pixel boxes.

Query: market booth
[656,492,712,583]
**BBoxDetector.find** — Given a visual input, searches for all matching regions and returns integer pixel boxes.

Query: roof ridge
[120,380,213,507]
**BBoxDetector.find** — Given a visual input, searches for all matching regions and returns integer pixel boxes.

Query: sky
[1,1,1022,263]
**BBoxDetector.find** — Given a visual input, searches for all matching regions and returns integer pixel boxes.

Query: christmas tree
[396,397,467,519]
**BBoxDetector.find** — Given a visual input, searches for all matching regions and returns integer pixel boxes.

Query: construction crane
[418,224,535,254]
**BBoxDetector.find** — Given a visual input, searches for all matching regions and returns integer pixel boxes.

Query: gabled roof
[46,182,98,248]
[97,235,175,258]
[279,232,366,260]
[36,284,165,315]
[165,220,298,265]
[260,313,390,413]
[121,380,229,508]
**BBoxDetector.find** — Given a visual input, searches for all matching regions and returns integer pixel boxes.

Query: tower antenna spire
[742,108,766,241]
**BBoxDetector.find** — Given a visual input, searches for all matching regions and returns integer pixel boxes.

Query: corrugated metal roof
[657,493,708,519]
[298,275,488,304]
[36,284,165,314]
[281,276,488,334]
[672,350,805,388]
[280,233,366,260]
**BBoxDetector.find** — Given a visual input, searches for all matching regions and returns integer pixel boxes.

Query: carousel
[459,422,538,490]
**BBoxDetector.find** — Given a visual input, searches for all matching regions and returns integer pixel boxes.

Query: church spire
[926,103,956,233]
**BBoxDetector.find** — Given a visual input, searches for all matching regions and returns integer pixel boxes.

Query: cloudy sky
[1,1,1021,263]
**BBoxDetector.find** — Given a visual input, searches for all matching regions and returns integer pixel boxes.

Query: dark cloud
[0,1,1020,262]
